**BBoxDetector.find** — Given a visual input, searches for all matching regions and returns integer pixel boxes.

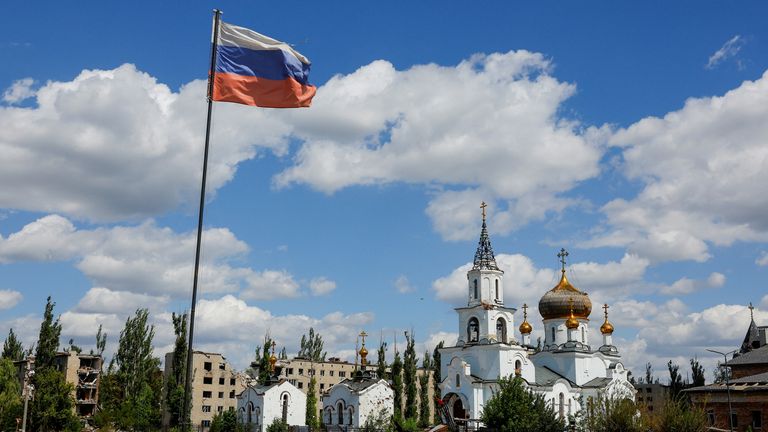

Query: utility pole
[21,359,34,432]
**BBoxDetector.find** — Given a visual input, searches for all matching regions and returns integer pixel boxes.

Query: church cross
[271,340,276,355]
[480,201,488,222]
[522,303,528,319]
[557,248,569,272]
[359,330,368,346]
[749,302,755,321]
[603,303,610,319]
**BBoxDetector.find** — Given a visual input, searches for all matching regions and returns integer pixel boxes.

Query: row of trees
[1,296,176,432]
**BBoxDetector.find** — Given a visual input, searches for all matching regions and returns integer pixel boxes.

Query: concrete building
[439,207,635,427]
[686,305,768,432]
[163,351,248,431]
[15,351,103,421]
[633,383,670,413]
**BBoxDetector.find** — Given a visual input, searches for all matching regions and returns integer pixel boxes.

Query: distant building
[322,338,394,430]
[686,304,768,432]
[633,383,669,413]
[15,351,103,421]
[163,351,248,432]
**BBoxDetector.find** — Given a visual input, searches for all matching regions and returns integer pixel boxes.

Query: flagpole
[182,9,222,431]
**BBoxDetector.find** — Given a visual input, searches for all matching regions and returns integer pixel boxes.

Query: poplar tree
[403,333,418,420]
[299,328,325,430]
[419,352,432,427]
[0,358,22,432]
[166,313,188,429]
[432,341,444,423]
[376,341,388,379]
[1,329,24,361]
[690,357,705,387]
[391,349,403,420]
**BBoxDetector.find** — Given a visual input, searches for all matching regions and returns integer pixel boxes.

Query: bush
[480,376,565,432]
[266,418,290,432]
[646,398,707,432]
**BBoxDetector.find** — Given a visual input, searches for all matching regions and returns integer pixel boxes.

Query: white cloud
[591,71,768,262]
[74,287,169,315]
[0,215,303,300]
[0,290,22,310]
[309,277,337,296]
[706,35,745,70]
[756,251,768,267]
[2,78,35,104]
[659,272,725,296]
[273,52,601,240]
[394,275,415,294]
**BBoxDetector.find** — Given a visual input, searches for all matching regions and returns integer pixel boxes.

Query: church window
[496,318,507,343]
[473,279,478,298]
[559,393,565,419]
[338,402,345,425]
[514,359,521,376]
[467,318,479,343]
[751,411,761,429]
[581,327,585,343]
[551,327,556,343]
[247,402,253,423]
[568,398,572,415]
[348,407,354,425]
[495,280,499,299]
[282,394,289,423]
[455,374,460,388]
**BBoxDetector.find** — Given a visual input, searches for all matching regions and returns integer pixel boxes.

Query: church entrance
[444,394,467,422]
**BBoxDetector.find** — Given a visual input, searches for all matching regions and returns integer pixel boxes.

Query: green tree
[2,328,24,361]
[690,357,705,387]
[166,312,188,429]
[101,308,163,431]
[35,296,62,369]
[579,396,647,432]
[266,418,289,432]
[645,362,654,384]
[247,334,275,385]
[480,376,565,432]
[94,324,107,357]
[391,349,403,420]
[403,332,418,420]
[0,358,22,432]
[667,360,684,399]
[432,341,443,423]
[376,341,388,379]
[299,328,325,430]
[647,398,707,432]
[418,351,432,427]
[210,408,241,432]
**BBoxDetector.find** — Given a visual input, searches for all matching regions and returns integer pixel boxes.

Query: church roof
[731,371,768,384]
[729,345,768,366]
[472,204,500,271]
[582,377,612,388]
[528,365,575,387]
[334,374,388,394]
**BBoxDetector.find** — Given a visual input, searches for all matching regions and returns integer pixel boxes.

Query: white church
[439,205,635,425]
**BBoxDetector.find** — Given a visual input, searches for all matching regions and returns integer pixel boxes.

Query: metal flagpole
[182,9,222,431]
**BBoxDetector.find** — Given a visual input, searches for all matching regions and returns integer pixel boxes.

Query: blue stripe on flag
[216,45,311,85]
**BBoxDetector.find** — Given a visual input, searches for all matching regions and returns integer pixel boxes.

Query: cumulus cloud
[658,272,726,296]
[756,251,768,267]
[706,35,745,70]
[273,52,601,239]
[308,277,336,296]
[0,290,22,310]
[394,275,415,294]
[0,214,303,300]
[590,71,768,262]
[2,78,36,104]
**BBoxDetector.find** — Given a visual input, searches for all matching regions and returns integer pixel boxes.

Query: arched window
[326,408,333,425]
[337,402,344,425]
[581,327,585,343]
[348,406,354,425]
[496,318,507,343]
[514,359,522,376]
[282,394,289,422]
[247,402,254,423]
[551,327,556,343]
[254,407,261,425]
[455,373,460,388]
[473,279,478,298]
[568,398,572,416]
[467,318,479,342]
[559,393,565,419]
[495,280,499,300]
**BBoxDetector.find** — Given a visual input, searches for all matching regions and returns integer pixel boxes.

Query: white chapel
[439,205,635,425]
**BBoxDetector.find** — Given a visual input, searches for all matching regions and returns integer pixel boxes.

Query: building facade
[163,351,248,431]
[686,307,768,432]
[238,380,307,431]
[633,383,670,414]
[439,208,635,426]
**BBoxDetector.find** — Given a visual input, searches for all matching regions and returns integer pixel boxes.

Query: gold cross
[271,341,276,355]
[522,303,528,319]
[359,330,368,346]
[749,302,754,321]
[557,248,569,272]
[603,303,609,319]
[480,201,488,221]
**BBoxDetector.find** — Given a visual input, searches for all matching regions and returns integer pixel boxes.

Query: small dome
[538,272,592,320]
[519,320,532,335]
[565,306,580,330]
[600,320,614,335]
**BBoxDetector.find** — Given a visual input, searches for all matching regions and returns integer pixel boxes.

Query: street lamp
[707,348,738,432]
[21,363,35,432]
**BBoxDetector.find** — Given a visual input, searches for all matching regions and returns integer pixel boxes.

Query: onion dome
[538,248,592,320]
[565,298,580,329]
[519,303,533,335]
[359,330,369,366]
[600,304,614,335]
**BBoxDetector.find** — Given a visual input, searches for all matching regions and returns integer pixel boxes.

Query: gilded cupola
[519,303,533,335]
[600,304,614,335]
[538,248,592,320]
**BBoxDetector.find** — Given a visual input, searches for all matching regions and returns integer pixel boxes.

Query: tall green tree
[2,328,24,361]
[645,362,654,384]
[481,377,564,432]
[690,357,705,387]
[94,324,107,357]
[166,312,188,429]
[0,357,22,432]
[403,332,418,420]
[101,308,163,431]
[432,341,444,423]
[299,328,325,430]
[247,334,275,385]
[210,408,241,432]
[578,396,647,432]
[418,352,432,427]
[28,296,81,432]
[667,360,684,399]
[391,349,404,420]
[376,341,388,379]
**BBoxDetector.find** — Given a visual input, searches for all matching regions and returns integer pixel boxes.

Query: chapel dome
[538,271,592,320]
[519,319,533,335]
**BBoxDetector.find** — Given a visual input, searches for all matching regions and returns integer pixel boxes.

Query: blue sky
[2,1,768,382]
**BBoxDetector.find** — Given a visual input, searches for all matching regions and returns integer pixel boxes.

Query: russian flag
[212,22,316,108]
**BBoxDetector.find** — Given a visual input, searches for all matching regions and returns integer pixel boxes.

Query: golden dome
[600,303,614,335]
[538,271,592,320]
[518,303,533,334]
[565,298,580,329]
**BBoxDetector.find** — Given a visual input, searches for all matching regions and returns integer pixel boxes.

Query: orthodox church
[439,204,635,425]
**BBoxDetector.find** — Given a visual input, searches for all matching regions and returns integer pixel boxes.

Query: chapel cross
[522,303,528,319]
[480,201,488,222]
[749,302,755,321]
[557,248,569,272]
[603,303,610,318]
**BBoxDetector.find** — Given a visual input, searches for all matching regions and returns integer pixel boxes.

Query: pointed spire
[473,201,500,271]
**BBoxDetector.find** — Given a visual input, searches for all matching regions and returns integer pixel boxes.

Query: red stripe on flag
[212,72,316,108]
